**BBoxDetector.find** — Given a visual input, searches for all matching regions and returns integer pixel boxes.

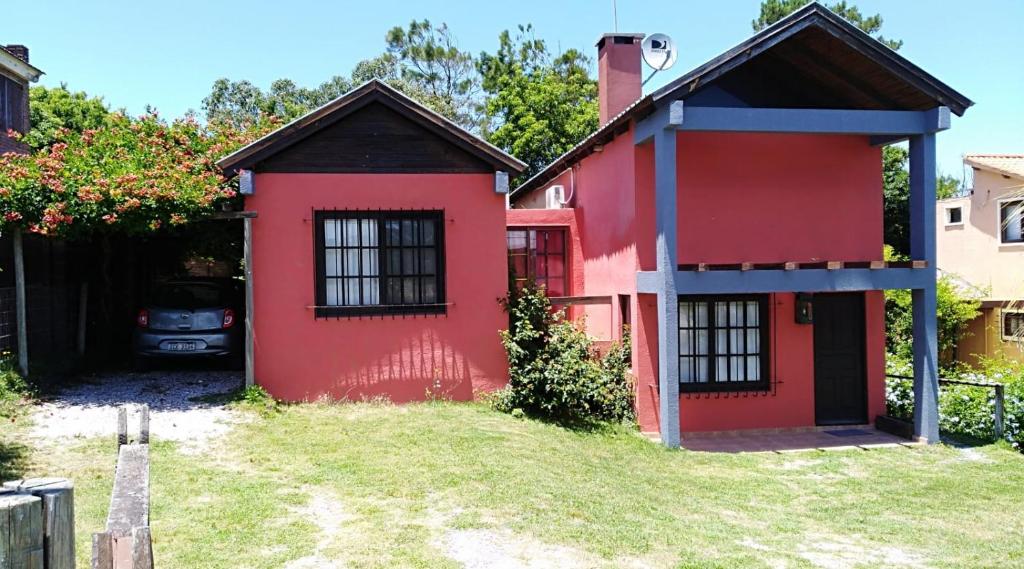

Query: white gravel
[29,370,244,449]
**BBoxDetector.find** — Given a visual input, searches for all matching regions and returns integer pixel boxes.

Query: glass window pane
[507,230,527,252]
[324,220,338,247]
[402,277,417,304]
[731,356,743,381]
[362,250,378,276]
[680,357,693,382]
[546,231,564,253]
[385,277,401,304]
[747,356,760,381]
[424,221,436,246]
[717,356,728,381]
[421,250,436,274]
[362,278,379,304]
[362,219,377,247]
[388,250,401,274]
[746,301,758,326]
[716,302,727,326]
[325,250,340,277]
[696,330,708,355]
[546,278,565,297]
[696,302,707,327]
[344,279,360,306]
[402,220,416,245]
[679,302,692,327]
[403,249,417,274]
[697,357,708,382]
[547,255,564,278]
[421,278,437,303]
[680,330,692,356]
[747,329,760,353]
[511,254,527,279]
[326,279,339,306]
[344,249,360,275]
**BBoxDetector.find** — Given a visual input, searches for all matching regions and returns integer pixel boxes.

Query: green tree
[478,25,599,179]
[884,248,982,368]
[752,0,902,49]
[25,84,111,151]
[386,20,479,128]
[202,75,355,127]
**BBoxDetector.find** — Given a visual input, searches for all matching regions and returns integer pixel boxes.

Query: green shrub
[496,282,634,424]
[0,355,31,419]
[886,353,1024,450]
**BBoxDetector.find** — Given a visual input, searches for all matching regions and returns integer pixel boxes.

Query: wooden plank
[784,262,797,271]
[244,217,255,388]
[130,527,153,569]
[740,262,754,271]
[106,445,149,536]
[111,536,131,569]
[139,405,150,445]
[911,260,928,269]
[826,261,843,270]
[1,493,43,569]
[92,532,113,569]
[4,479,74,569]
[548,295,613,306]
[117,407,128,447]
[870,260,886,270]
[12,230,27,377]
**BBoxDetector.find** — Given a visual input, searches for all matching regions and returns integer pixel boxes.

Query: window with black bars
[678,294,770,392]
[314,210,445,317]
[1000,200,1024,243]
[506,228,567,296]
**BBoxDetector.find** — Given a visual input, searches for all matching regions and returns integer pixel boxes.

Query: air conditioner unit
[545,185,565,209]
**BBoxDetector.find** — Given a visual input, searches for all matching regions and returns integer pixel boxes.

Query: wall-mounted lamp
[795,293,814,324]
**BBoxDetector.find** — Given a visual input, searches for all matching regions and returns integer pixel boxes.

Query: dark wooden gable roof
[511,2,973,200]
[218,80,525,176]
[650,3,973,116]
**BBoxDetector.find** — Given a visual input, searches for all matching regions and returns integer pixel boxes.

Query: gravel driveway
[29,370,244,449]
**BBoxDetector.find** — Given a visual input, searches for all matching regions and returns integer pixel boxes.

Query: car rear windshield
[153,283,230,309]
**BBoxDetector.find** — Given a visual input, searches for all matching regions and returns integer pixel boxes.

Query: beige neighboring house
[936,154,1024,366]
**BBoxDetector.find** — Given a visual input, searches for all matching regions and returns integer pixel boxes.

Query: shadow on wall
[313,326,480,403]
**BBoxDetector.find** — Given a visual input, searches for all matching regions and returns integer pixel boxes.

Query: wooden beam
[243,217,255,389]
[826,261,843,270]
[4,478,75,569]
[12,230,27,377]
[0,492,43,567]
[784,262,797,271]
[548,295,613,306]
[675,106,949,136]
[207,210,257,220]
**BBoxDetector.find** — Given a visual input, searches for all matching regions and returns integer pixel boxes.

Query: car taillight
[222,308,236,329]
[136,309,149,328]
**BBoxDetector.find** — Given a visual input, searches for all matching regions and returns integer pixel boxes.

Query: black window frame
[313,210,446,318]
[677,293,771,393]
[1003,311,1024,341]
[506,227,568,296]
[0,74,24,134]
[999,199,1024,244]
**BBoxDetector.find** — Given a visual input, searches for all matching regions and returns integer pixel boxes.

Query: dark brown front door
[813,293,868,426]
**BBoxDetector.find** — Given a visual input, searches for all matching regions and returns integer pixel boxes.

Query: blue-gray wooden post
[909,132,940,442]
[654,124,681,448]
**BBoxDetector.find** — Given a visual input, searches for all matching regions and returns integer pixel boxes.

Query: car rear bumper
[133,329,239,358]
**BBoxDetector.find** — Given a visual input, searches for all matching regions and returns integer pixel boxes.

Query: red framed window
[507,228,567,296]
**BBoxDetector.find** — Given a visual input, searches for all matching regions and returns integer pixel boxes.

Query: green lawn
[5,401,1024,568]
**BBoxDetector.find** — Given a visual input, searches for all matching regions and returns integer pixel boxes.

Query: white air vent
[545,185,566,209]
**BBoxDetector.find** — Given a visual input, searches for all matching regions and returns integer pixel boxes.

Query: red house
[218,81,525,403]
[508,5,971,445]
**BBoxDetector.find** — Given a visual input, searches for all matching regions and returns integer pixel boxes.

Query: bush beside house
[495,283,634,424]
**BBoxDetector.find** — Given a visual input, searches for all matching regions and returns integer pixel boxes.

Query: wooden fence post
[994,384,1005,440]
[0,491,44,568]
[3,479,74,569]
[91,532,113,569]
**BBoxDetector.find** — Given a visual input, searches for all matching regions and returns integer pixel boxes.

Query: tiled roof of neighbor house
[511,1,973,200]
[218,79,526,176]
[964,154,1024,179]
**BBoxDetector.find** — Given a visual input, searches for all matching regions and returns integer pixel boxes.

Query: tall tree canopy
[477,25,598,179]
[25,85,111,151]
[752,0,902,49]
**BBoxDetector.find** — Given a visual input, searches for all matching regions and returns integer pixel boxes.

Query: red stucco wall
[247,173,509,402]
[517,130,888,435]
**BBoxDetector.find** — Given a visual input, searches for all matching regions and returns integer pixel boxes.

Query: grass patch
[5,401,1024,568]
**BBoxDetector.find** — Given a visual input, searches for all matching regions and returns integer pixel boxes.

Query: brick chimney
[596,33,644,124]
[4,45,29,63]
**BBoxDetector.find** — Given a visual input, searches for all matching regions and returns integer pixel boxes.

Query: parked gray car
[132,279,243,369]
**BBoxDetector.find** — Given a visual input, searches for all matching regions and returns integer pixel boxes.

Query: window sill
[680,381,772,394]
[313,304,448,319]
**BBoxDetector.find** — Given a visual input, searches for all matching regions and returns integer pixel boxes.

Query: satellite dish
[641,33,678,71]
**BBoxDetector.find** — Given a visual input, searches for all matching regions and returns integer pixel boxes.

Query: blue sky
[6,0,1021,178]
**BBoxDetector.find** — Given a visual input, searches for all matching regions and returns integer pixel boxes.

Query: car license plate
[164,341,196,352]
